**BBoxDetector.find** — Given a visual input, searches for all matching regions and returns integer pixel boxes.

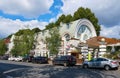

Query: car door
[54,57,61,64]
[89,59,96,67]
[60,56,66,64]
[94,58,103,68]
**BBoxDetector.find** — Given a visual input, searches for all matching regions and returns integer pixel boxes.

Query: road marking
[3,68,27,74]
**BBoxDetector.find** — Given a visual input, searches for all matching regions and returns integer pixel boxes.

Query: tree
[63,14,72,23]
[6,34,13,39]
[11,29,34,56]
[45,7,101,35]
[45,22,55,30]
[73,7,101,36]
[46,28,61,55]
[32,28,41,33]
[55,14,66,26]
[0,39,7,56]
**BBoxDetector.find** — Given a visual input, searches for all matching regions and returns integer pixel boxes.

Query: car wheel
[83,64,88,69]
[64,63,67,67]
[104,65,110,71]
[115,67,118,70]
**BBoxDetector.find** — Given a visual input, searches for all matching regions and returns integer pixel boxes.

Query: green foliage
[73,7,86,20]
[73,7,101,36]
[63,14,72,23]
[6,34,13,39]
[11,29,34,56]
[32,27,41,33]
[15,28,41,36]
[46,28,61,55]
[0,39,7,55]
[105,46,120,59]
[104,51,120,59]
[107,46,120,52]
[45,22,55,30]
[45,7,101,36]
[15,29,24,36]
[55,14,66,26]
[45,14,66,30]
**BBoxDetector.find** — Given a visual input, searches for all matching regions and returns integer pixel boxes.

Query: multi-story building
[33,18,97,60]
[6,18,120,62]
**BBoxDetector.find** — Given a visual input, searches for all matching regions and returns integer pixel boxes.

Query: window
[66,23,70,29]
[77,25,92,40]
[64,34,70,41]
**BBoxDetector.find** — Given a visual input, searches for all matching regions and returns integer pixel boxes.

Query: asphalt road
[0,60,120,78]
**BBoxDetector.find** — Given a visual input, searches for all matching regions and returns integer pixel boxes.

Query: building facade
[34,19,97,60]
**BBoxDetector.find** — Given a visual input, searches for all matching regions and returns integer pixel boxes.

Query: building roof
[4,38,10,44]
[86,37,100,48]
[86,36,120,48]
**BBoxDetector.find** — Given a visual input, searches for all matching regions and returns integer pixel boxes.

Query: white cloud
[0,17,48,38]
[61,0,120,26]
[0,0,53,18]
[100,25,120,39]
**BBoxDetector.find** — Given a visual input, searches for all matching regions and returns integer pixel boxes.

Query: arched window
[77,25,92,40]
[64,34,70,41]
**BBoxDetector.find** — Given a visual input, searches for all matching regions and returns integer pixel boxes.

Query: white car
[8,56,23,61]
[8,57,16,61]
[83,57,119,70]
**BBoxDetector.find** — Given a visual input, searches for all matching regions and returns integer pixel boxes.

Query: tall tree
[32,28,41,33]
[11,29,34,56]
[55,14,66,26]
[0,39,7,55]
[63,14,72,23]
[45,7,101,35]
[46,28,61,55]
[45,22,55,30]
[73,7,101,36]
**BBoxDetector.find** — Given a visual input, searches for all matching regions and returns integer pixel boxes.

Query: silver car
[83,57,119,70]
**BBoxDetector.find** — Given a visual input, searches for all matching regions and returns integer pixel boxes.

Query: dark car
[32,56,48,64]
[22,56,34,62]
[0,55,9,60]
[52,55,76,66]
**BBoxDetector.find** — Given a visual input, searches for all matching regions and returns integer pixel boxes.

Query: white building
[6,35,15,55]
[34,19,97,59]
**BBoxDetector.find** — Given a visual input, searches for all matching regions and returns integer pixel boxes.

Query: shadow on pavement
[0,63,118,78]
[0,62,31,78]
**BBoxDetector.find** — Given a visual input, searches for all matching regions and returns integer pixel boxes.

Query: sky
[0,0,120,39]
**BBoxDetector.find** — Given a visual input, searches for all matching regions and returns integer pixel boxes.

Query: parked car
[14,56,23,61]
[83,57,119,70]
[52,55,76,66]
[8,56,23,61]
[8,56,16,61]
[22,56,34,62]
[32,56,48,64]
[0,55,9,60]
